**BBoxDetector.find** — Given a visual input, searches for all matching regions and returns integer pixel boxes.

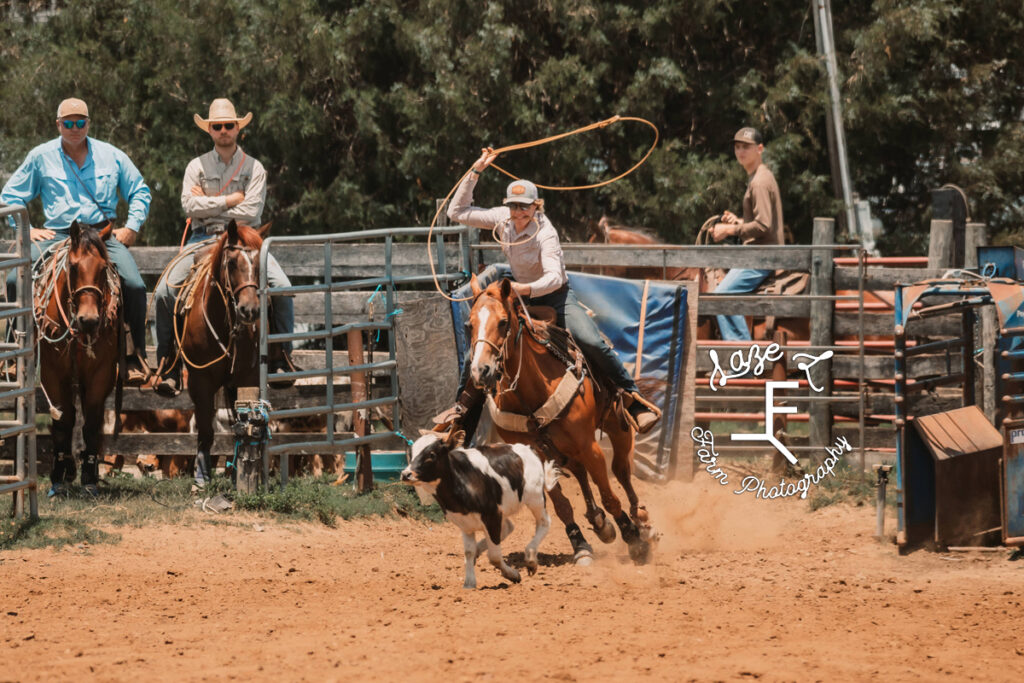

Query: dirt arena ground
[2,477,1022,682]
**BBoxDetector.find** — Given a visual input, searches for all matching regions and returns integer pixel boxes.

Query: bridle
[218,243,260,325]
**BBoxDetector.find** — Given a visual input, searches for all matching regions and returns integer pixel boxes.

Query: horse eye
[498,318,509,333]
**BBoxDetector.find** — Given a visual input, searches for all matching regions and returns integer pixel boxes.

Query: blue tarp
[449,264,687,475]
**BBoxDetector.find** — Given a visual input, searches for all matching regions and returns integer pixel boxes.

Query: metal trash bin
[900,405,1002,550]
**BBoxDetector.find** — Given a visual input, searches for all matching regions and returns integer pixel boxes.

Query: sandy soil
[2,478,1022,682]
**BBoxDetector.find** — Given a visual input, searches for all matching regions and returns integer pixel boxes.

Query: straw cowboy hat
[193,98,253,132]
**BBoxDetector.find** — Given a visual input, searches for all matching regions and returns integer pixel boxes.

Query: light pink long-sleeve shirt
[447,174,567,297]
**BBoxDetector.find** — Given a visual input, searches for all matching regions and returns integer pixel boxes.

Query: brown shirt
[737,163,784,245]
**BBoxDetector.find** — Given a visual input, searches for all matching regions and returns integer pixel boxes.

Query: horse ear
[98,222,113,242]
[447,430,466,449]
[69,220,81,247]
[256,221,271,239]
[499,278,512,300]
[226,219,238,242]
[470,273,482,299]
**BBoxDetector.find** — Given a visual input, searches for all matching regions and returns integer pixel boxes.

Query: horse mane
[75,226,110,261]
[208,223,264,275]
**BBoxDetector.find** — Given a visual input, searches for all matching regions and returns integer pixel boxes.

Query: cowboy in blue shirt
[1,97,152,384]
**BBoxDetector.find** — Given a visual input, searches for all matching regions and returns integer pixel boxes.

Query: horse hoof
[527,562,538,576]
[503,568,522,583]
[594,520,617,544]
[573,549,594,566]
[628,540,652,565]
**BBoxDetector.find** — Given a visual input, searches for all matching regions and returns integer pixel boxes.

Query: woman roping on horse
[441,147,661,437]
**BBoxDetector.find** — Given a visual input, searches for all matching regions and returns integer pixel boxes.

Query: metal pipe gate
[257,226,473,487]
[0,205,38,517]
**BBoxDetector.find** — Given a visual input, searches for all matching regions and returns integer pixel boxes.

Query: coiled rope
[428,115,659,303]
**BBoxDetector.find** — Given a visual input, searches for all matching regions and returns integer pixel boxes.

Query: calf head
[401,428,465,486]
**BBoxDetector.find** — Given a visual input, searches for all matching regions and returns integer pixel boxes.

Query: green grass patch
[807,459,896,511]
[234,478,445,525]
[3,472,444,552]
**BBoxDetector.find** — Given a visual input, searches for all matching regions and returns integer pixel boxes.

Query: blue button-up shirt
[1,137,150,232]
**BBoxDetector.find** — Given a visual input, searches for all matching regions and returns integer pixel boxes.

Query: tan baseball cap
[193,98,253,132]
[57,98,89,119]
[733,127,763,145]
[503,179,539,205]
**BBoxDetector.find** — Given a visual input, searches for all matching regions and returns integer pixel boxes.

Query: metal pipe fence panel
[0,204,38,518]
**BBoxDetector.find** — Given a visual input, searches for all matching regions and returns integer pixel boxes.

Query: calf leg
[484,538,521,584]
[461,532,478,590]
[524,503,551,575]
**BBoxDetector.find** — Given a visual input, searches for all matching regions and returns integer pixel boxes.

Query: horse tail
[542,459,561,492]
[113,309,125,437]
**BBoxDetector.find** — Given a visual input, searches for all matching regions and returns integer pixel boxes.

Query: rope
[428,115,660,303]
[634,279,651,381]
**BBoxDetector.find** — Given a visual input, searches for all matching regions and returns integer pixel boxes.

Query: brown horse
[468,276,655,563]
[36,221,123,495]
[587,216,809,341]
[175,219,265,485]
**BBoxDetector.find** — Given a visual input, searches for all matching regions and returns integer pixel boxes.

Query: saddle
[175,244,219,318]
[485,309,639,433]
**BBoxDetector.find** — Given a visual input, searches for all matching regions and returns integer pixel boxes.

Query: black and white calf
[401,430,558,589]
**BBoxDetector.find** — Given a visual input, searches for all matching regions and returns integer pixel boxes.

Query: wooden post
[927,219,955,270]
[931,187,968,267]
[809,218,835,459]
[348,329,373,492]
[966,222,995,420]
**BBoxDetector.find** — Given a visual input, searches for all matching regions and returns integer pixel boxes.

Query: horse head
[67,220,112,336]
[467,275,516,391]
[212,219,268,325]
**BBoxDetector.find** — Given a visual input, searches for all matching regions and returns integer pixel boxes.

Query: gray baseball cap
[733,127,763,145]
[503,179,539,205]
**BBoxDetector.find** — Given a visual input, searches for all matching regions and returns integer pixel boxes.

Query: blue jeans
[6,232,148,357]
[530,286,640,394]
[153,236,294,365]
[713,268,772,341]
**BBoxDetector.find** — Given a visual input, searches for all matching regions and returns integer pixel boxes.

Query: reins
[173,242,260,371]
[429,115,660,303]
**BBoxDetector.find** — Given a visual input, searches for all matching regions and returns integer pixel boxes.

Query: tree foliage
[1,0,1021,251]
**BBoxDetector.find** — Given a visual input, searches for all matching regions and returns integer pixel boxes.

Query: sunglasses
[211,122,236,131]
[508,203,534,212]
[61,119,88,129]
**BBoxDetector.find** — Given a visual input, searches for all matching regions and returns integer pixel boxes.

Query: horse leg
[79,379,112,494]
[191,385,217,487]
[565,458,616,544]
[607,424,657,544]
[45,378,76,495]
[548,483,593,566]
[584,441,652,565]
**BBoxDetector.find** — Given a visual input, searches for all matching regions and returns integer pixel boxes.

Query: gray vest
[194,149,259,233]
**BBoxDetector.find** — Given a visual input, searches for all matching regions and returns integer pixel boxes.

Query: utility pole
[811,0,860,247]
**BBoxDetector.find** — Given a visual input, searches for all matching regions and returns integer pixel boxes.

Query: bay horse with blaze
[468,276,656,563]
[36,221,124,495]
[175,219,267,485]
